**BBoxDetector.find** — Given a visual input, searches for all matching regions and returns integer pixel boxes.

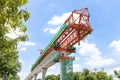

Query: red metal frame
[55,8,93,49]
[32,8,93,70]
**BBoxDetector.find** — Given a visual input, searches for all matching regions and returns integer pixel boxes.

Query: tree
[9,75,20,80]
[73,69,96,80]
[95,71,112,80]
[73,72,81,80]
[45,69,113,80]
[84,74,96,80]
[45,74,59,80]
[114,70,120,79]
[73,69,113,80]
[0,0,30,80]
[82,69,90,77]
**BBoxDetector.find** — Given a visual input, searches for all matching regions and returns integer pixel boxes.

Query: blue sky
[16,0,120,79]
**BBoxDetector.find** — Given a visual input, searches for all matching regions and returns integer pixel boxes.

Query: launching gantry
[25,8,93,80]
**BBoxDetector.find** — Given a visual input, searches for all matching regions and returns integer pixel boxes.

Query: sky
[14,0,120,80]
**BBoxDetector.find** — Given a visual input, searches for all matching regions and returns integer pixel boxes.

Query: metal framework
[31,8,93,71]
[55,8,92,48]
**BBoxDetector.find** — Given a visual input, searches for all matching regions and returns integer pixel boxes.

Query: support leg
[60,59,73,80]
[42,68,47,80]
[30,76,33,80]
[60,60,62,80]
[34,74,38,80]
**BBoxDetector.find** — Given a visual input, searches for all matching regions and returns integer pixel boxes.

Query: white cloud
[113,67,120,71]
[44,12,71,34]
[18,71,29,80]
[19,41,36,46]
[20,47,27,51]
[48,12,71,26]
[18,41,36,52]
[45,11,82,34]
[73,64,82,72]
[75,57,80,61]
[48,11,81,26]
[109,40,120,55]
[79,41,101,57]
[19,59,24,64]
[43,26,60,34]
[85,56,114,68]
[78,41,114,68]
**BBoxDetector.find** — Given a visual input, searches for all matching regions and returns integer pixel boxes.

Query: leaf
[0,0,29,78]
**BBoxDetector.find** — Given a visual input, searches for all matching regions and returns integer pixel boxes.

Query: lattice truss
[55,8,93,49]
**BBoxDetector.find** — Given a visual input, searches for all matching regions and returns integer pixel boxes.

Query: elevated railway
[25,8,93,80]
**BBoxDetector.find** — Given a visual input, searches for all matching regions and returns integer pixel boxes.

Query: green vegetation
[45,74,59,80]
[9,75,20,80]
[114,70,120,79]
[0,0,30,80]
[44,69,115,80]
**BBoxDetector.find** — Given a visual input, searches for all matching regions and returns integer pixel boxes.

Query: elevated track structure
[25,8,93,80]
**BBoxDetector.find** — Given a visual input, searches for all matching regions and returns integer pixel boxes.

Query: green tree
[73,72,81,80]
[109,75,113,80]
[45,74,59,80]
[82,69,90,77]
[0,0,30,80]
[73,69,113,80]
[84,73,96,80]
[9,75,20,80]
[95,71,112,80]
[114,70,120,79]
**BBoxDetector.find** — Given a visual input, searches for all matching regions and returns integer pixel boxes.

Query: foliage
[45,69,113,80]
[95,71,111,80]
[84,73,96,80]
[73,72,81,80]
[9,75,20,80]
[45,74,59,80]
[0,0,30,80]
[114,70,120,79]
[82,69,90,77]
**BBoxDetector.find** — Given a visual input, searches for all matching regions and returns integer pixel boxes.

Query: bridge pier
[30,76,33,80]
[34,74,38,80]
[60,58,74,80]
[28,78,30,80]
[42,68,47,80]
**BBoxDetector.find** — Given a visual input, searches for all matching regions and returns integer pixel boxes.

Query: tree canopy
[45,69,113,80]
[0,0,30,80]
[114,70,120,79]
[45,74,59,80]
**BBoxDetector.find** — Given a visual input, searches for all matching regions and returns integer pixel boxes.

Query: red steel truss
[31,8,93,70]
[55,8,93,49]
[38,8,93,65]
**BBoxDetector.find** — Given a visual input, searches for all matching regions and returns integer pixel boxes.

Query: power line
[93,64,120,72]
